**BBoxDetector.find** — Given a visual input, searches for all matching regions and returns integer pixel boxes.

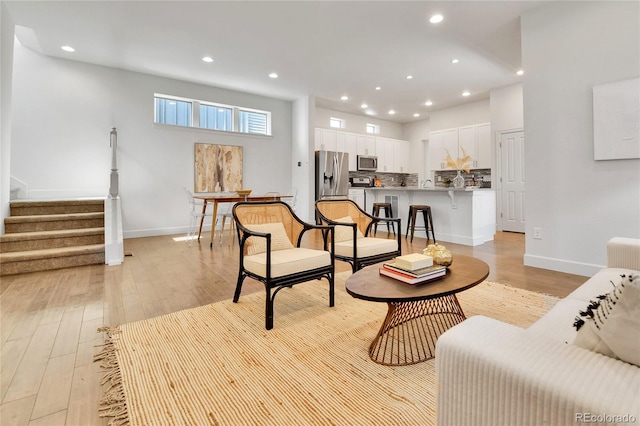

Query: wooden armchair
[232,201,335,330]
[315,198,401,273]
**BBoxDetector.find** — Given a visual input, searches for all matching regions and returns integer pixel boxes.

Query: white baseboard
[123,225,234,240]
[431,232,493,247]
[524,254,602,277]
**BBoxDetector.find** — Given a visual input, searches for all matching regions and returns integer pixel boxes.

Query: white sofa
[436,237,640,426]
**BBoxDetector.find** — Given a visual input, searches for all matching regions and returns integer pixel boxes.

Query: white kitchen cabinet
[356,134,376,156]
[344,132,358,170]
[348,188,365,210]
[394,139,411,173]
[429,124,491,170]
[375,137,395,172]
[315,128,338,152]
[458,125,476,158]
[458,123,491,168]
[475,123,492,168]
[428,131,444,171]
[322,129,337,152]
[314,128,323,151]
[442,128,459,162]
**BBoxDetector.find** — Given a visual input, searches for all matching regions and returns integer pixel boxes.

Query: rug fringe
[95,325,130,426]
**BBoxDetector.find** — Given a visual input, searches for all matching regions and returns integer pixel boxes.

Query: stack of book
[379,254,447,285]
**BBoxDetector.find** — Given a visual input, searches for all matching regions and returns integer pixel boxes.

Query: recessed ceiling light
[375,86,381,91]
[462,91,471,97]
[340,95,349,101]
[516,69,524,76]
[361,103,368,108]
[202,56,214,63]
[388,110,396,115]
[61,45,75,52]
[413,113,420,118]
[365,110,376,116]
[425,100,433,106]
[406,75,413,80]
[429,14,444,24]
[268,72,278,79]
[451,58,459,64]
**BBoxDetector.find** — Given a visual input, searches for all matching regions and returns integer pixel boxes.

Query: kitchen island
[363,187,496,246]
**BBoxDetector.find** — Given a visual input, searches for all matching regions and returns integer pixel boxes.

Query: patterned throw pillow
[245,222,294,255]
[572,272,640,366]
[333,216,365,242]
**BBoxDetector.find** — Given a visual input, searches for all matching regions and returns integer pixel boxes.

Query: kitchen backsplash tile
[349,171,418,187]
[434,169,492,188]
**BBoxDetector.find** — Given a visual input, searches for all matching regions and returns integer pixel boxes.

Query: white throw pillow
[572,272,640,367]
[245,222,294,255]
[333,216,365,242]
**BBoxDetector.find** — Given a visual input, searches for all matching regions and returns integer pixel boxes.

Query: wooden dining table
[193,194,293,247]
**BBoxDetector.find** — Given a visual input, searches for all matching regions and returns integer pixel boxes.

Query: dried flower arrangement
[443,148,472,173]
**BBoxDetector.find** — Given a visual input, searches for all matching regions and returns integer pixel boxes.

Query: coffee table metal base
[369,294,466,366]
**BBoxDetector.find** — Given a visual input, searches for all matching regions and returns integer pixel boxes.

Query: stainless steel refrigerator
[315,150,349,200]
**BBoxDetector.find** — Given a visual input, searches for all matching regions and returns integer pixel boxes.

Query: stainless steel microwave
[357,155,378,171]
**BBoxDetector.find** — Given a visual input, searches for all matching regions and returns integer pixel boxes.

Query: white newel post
[109,127,119,198]
[105,127,124,265]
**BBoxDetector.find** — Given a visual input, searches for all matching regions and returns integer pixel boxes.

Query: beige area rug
[95,271,558,426]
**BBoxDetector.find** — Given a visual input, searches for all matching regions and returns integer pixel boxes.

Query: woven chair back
[233,202,304,253]
[315,199,373,235]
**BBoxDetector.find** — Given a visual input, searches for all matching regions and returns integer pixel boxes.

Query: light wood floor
[0,230,587,425]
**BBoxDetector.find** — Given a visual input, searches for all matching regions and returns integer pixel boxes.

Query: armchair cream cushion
[245,222,294,255]
[244,248,331,278]
[333,216,364,242]
[334,237,399,258]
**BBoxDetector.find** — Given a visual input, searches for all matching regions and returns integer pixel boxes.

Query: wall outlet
[533,227,542,239]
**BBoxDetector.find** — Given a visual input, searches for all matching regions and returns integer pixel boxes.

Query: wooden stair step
[0,228,105,252]
[0,244,105,276]
[10,199,105,216]
[4,212,105,233]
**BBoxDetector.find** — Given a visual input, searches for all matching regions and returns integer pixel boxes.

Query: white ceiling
[5,0,546,124]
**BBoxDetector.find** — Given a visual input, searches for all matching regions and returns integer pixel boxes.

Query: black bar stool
[406,205,436,243]
[372,202,395,236]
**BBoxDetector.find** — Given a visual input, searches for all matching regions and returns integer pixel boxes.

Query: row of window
[154,94,271,136]
[329,117,380,134]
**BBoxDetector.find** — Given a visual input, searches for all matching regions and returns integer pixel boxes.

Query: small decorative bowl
[236,189,252,197]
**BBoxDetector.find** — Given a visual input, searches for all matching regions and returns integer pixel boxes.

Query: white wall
[521,1,640,276]
[315,107,403,139]
[402,119,431,181]
[292,96,314,222]
[0,4,14,234]
[490,84,523,134]
[11,43,293,238]
[427,99,490,132]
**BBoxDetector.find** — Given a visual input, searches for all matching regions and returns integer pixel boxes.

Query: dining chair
[215,199,236,245]
[232,201,335,330]
[285,187,298,211]
[315,198,401,273]
[184,187,213,245]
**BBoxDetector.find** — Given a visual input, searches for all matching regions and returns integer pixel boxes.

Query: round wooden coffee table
[345,255,489,366]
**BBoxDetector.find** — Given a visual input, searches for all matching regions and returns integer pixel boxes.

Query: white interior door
[500,131,525,233]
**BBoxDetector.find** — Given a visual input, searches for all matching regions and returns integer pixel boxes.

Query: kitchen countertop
[360,186,492,191]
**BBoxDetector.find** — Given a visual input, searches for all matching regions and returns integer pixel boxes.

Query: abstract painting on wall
[593,77,640,160]
[194,143,243,192]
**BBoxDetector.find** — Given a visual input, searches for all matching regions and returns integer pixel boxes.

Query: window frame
[153,93,272,136]
[329,117,344,129]
[366,123,380,134]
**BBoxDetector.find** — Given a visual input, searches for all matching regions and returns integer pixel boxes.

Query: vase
[453,170,465,188]
[423,243,453,267]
